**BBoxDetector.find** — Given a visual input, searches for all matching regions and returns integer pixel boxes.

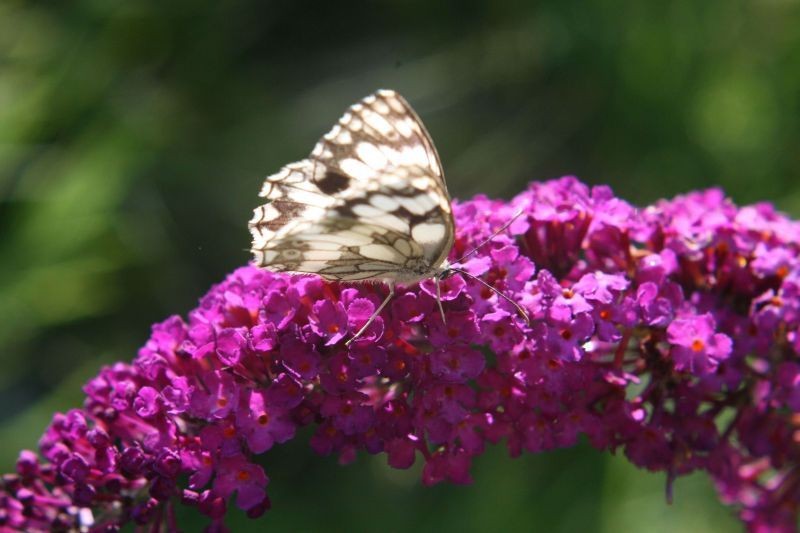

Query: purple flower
[426,310,481,347]
[237,390,296,453]
[216,327,248,366]
[635,280,683,327]
[262,291,296,329]
[391,291,433,323]
[320,393,374,435]
[346,297,384,343]
[250,323,277,352]
[309,299,349,345]
[348,344,387,378]
[488,245,535,290]
[422,449,473,485]
[280,336,321,380]
[265,373,304,409]
[189,371,239,420]
[544,313,594,361]
[212,455,269,512]
[751,243,794,279]
[420,273,465,302]
[430,345,486,382]
[134,386,162,418]
[573,271,629,304]
[385,437,417,469]
[667,313,732,374]
[480,309,524,352]
[162,376,191,415]
[6,177,800,532]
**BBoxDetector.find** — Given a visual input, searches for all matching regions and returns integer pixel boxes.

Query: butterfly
[249,89,527,343]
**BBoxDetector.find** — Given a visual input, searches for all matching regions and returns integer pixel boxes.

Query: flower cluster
[2,177,799,531]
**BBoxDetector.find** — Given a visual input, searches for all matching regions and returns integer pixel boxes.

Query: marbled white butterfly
[249,89,526,343]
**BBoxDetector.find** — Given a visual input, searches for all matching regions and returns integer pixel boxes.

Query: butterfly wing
[309,89,448,195]
[249,89,455,281]
[251,216,426,281]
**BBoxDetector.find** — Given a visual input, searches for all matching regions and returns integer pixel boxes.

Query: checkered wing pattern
[249,89,454,283]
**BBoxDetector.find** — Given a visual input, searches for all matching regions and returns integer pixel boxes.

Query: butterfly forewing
[249,89,455,283]
[310,90,446,188]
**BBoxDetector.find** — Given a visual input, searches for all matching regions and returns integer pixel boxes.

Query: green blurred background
[3,0,799,530]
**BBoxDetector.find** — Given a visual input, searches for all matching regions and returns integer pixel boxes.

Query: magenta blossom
[667,313,733,374]
[2,177,800,532]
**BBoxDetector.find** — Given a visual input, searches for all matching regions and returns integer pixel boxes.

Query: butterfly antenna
[448,267,530,325]
[453,208,525,264]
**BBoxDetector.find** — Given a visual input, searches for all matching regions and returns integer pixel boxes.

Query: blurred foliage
[1,0,798,530]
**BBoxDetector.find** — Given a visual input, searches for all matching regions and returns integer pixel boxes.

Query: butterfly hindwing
[251,216,426,281]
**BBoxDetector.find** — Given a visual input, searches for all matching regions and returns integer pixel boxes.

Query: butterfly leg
[435,276,447,325]
[346,282,395,346]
